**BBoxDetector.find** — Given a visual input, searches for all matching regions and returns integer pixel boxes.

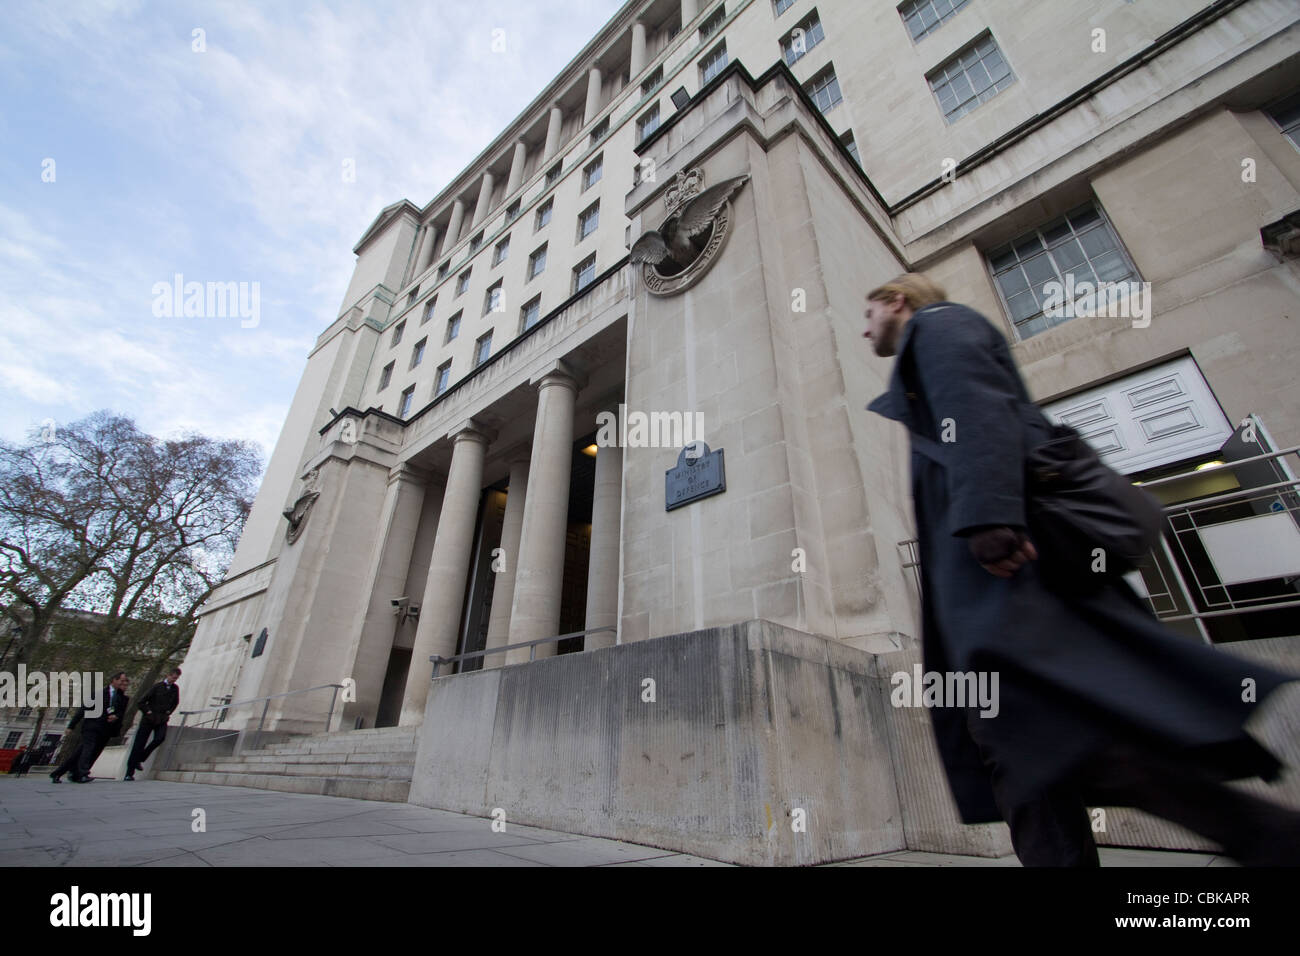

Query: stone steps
[154,726,417,803]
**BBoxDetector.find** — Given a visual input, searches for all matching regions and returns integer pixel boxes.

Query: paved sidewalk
[0,777,1233,867]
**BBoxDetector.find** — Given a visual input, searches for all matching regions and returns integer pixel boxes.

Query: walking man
[125,667,181,780]
[51,671,129,784]
[863,272,1300,866]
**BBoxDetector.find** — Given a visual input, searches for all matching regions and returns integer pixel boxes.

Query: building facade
[177,0,1300,862]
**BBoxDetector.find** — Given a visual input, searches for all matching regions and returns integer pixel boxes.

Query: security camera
[406,606,420,622]
[391,597,409,610]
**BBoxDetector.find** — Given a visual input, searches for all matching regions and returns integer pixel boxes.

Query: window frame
[926,32,1015,124]
[582,154,603,192]
[409,336,427,370]
[434,360,452,396]
[445,310,462,344]
[699,41,728,85]
[577,200,600,242]
[473,331,493,368]
[528,243,548,280]
[535,198,553,231]
[803,63,843,114]
[573,253,598,294]
[378,361,395,391]
[780,10,825,67]
[898,0,971,43]
[520,294,542,333]
[455,268,472,297]
[398,385,416,418]
[492,234,510,267]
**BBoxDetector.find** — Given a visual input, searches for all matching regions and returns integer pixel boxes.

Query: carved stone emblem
[283,469,321,544]
[630,168,749,296]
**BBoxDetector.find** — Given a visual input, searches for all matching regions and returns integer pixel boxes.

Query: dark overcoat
[868,302,1298,824]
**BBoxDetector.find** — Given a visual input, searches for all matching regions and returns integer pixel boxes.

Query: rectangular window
[642,65,664,96]
[378,361,394,391]
[434,361,452,396]
[699,5,725,41]
[420,296,437,325]
[546,163,562,186]
[520,295,542,332]
[700,42,728,85]
[484,280,504,315]
[841,130,861,166]
[986,202,1140,340]
[445,310,462,344]
[774,0,796,15]
[780,10,825,66]
[18,707,33,718]
[469,231,484,253]
[456,268,472,297]
[409,337,426,370]
[407,285,420,305]
[474,331,493,368]
[590,117,609,146]
[638,103,661,142]
[578,201,600,241]
[528,243,548,280]
[492,234,510,266]
[3,732,20,749]
[1265,90,1300,151]
[928,32,1015,123]
[899,0,971,43]
[804,63,842,114]
[505,199,521,223]
[391,320,405,347]
[573,253,597,293]
[437,261,450,280]
[399,385,416,418]
[583,154,603,191]
[535,198,553,231]
[56,707,70,719]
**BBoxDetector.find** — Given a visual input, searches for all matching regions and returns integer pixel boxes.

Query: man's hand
[969,526,1038,578]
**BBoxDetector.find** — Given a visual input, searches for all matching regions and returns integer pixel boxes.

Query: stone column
[344,463,427,728]
[584,67,603,126]
[399,424,490,724]
[630,22,647,78]
[439,199,466,259]
[505,142,527,197]
[584,442,622,650]
[482,456,530,668]
[472,172,496,229]
[412,226,433,279]
[421,226,440,271]
[681,0,699,25]
[507,369,579,663]
[543,105,564,162]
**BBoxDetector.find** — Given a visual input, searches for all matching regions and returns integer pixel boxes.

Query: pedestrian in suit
[50,671,129,783]
[125,667,181,780]
[863,272,1300,866]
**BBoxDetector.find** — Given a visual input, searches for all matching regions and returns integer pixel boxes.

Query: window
[437,261,450,280]
[638,103,661,142]
[841,130,861,166]
[583,154,603,191]
[493,235,510,266]
[781,10,825,66]
[578,201,600,241]
[700,42,728,85]
[899,0,971,43]
[434,361,452,396]
[590,117,610,145]
[520,295,542,332]
[407,285,420,305]
[484,280,504,315]
[528,243,548,280]
[699,5,725,41]
[398,385,416,418]
[409,337,426,370]
[1265,90,1300,150]
[573,253,597,293]
[642,66,664,96]
[474,331,493,367]
[445,310,462,343]
[546,163,562,186]
[986,202,1140,340]
[421,296,437,325]
[505,199,521,223]
[535,198,553,231]
[456,268,472,297]
[378,361,394,391]
[18,707,33,717]
[55,707,69,719]
[469,231,484,253]
[391,320,406,347]
[3,732,20,749]
[804,63,842,114]
[928,33,1015,123]
[774,0,796,15]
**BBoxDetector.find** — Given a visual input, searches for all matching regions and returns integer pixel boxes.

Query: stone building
[176,0,1300,864]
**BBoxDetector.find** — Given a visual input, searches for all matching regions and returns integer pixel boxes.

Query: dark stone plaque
[251,627,269,658]
[665,442,725,511]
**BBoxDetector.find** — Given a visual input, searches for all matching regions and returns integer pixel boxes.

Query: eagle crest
[630,173,749,276]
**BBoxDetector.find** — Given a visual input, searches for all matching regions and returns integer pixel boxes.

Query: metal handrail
[431,627,616,677]
[1136,445,1299,488]
[167,681,346,762]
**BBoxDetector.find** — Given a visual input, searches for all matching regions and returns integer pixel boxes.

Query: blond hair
[866,272,947,311]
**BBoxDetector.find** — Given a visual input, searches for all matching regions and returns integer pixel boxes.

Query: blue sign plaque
[665,442,726,510]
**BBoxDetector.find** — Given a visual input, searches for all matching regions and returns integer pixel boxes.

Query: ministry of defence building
[175,0,1300,864]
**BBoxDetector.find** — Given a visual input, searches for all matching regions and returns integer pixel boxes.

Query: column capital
[449,418,496,446]
[387,461,428,487]
[530,359,585,392]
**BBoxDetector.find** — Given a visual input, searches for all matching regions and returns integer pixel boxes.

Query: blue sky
[0,0,625,461]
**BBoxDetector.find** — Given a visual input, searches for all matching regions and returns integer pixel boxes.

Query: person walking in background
[125,667,181,781]
[50,671,129,784]
[863,272,1300,866]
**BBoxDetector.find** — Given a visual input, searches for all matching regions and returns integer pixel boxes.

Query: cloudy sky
[0,0,625,463]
